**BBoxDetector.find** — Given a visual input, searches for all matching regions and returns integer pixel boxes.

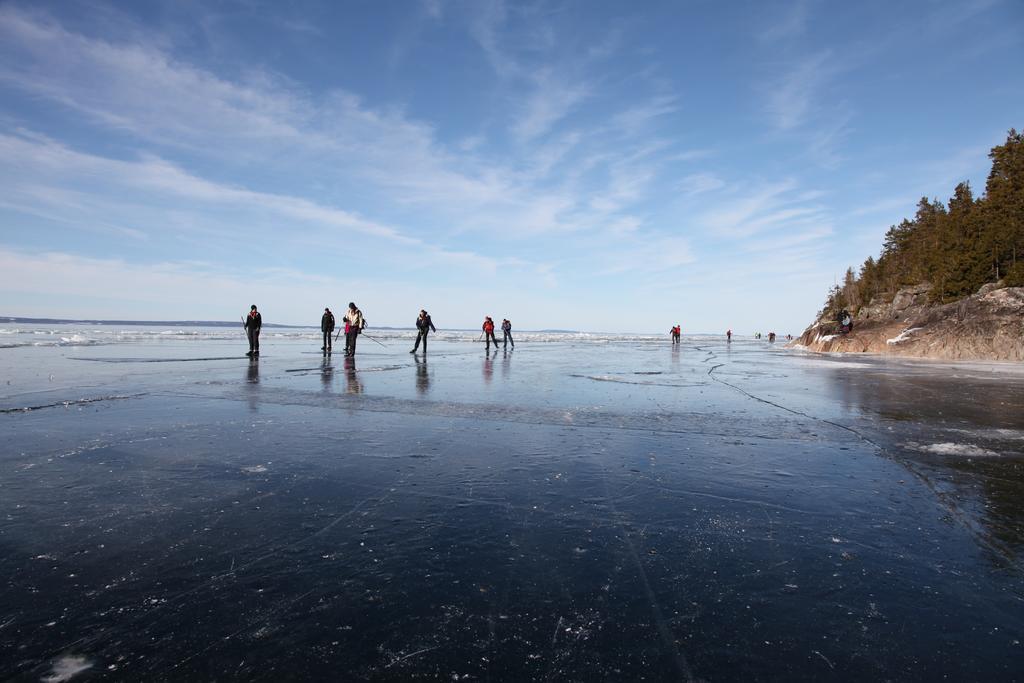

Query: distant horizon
[1,315,775,337]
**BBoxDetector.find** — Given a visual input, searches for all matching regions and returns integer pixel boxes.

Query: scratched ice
[1,322,1023,680]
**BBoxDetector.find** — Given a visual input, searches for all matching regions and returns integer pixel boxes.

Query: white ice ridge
[906,442,1000,457]
[886,327,922,345]
[41,655,93,682]
[817,334,838,342]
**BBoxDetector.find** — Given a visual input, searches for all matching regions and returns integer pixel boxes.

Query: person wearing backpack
[482,316,499,351]
[501,318,514,348]
[344,302,364,357]
[410,310,437,354]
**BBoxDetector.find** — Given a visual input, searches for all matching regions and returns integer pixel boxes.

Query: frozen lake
[2,324,1023,680]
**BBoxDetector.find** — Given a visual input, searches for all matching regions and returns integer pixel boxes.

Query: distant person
[502,318,514,348]
[768,331,776,342]
[838,309,853,334]
[482,316,499,351]
[344,302,364,357]
[321,307,335,353]
[669,325,681,344]
[726,329,732,342]
[410,309,437,354]
[244,304,261,356]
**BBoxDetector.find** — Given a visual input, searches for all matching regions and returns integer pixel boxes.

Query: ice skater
[244,304,261,356]
[410,309,436,354]
[726,329,732,342]
[321,307,335,353]
[669,325,681,344]
[501,318,514,348]
[482,316,499,351]
[344,302,364,357]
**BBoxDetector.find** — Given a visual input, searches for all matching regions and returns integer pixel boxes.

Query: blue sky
[0,0,1021,332]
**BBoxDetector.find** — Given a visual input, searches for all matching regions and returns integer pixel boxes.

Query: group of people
[245,302,366,357]
[482,316,514,351]
[663,328,788,345]
[245,305,515,357]
[751,331,790,342]
[319,303,366,356]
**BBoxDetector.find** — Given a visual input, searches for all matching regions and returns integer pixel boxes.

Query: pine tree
[984,129,1024,284]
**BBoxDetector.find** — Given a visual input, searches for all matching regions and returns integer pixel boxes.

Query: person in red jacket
[482,316,499,351]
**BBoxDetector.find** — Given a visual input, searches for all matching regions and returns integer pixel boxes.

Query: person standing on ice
[726,329,732,342]
[669,325,681,344]
[321,307,335,353]
[344,302,364,357]
[482,316,499,351]
[244,305,262,356]
[501,318,514,348]
[410,309,436,354]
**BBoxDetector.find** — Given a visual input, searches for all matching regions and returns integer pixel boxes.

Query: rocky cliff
[793,284,1024,361]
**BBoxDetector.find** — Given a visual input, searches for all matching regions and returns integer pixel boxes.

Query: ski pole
[361,333,388,348]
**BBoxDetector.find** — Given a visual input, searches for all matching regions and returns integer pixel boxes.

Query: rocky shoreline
[792,285,1024,361]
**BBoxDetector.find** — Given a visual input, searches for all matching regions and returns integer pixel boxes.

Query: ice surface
[1,322,1023,680]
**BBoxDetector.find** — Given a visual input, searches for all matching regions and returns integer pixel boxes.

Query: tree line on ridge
[822,129,1023,321]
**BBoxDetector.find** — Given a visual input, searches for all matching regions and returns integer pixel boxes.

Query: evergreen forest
[822,129,1024,320]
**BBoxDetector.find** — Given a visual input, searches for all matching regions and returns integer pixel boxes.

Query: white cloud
[513,69,591,141]
[680,172,725,196]
[759,0,812,42]
[0,5,692,246]
[763,50,834,131]
[0,132,515,274]
[611,95,678,136]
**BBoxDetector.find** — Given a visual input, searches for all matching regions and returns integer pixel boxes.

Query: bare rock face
[793,285,1024,361]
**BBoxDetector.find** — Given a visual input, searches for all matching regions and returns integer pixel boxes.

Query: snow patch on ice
[950,427,1024,441]
[242,465,268,473]
[905,442,1000,457]
[887,327,922,345]
[41,655,93,682]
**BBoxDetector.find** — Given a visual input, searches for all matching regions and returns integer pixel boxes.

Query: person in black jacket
[244,305,262,356]
[501,319,514,348]
[410,309,437,354]
[321,307,335,353]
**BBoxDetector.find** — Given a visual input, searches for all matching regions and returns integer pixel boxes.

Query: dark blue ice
[1,324,1023,681]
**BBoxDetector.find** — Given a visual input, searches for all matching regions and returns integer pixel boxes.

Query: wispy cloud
[697,178,832,240]
[512,69,591,141]
[680,172,725,196]
[0,132,511,274]
[763,50,834,131]
[758,0,813,43]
